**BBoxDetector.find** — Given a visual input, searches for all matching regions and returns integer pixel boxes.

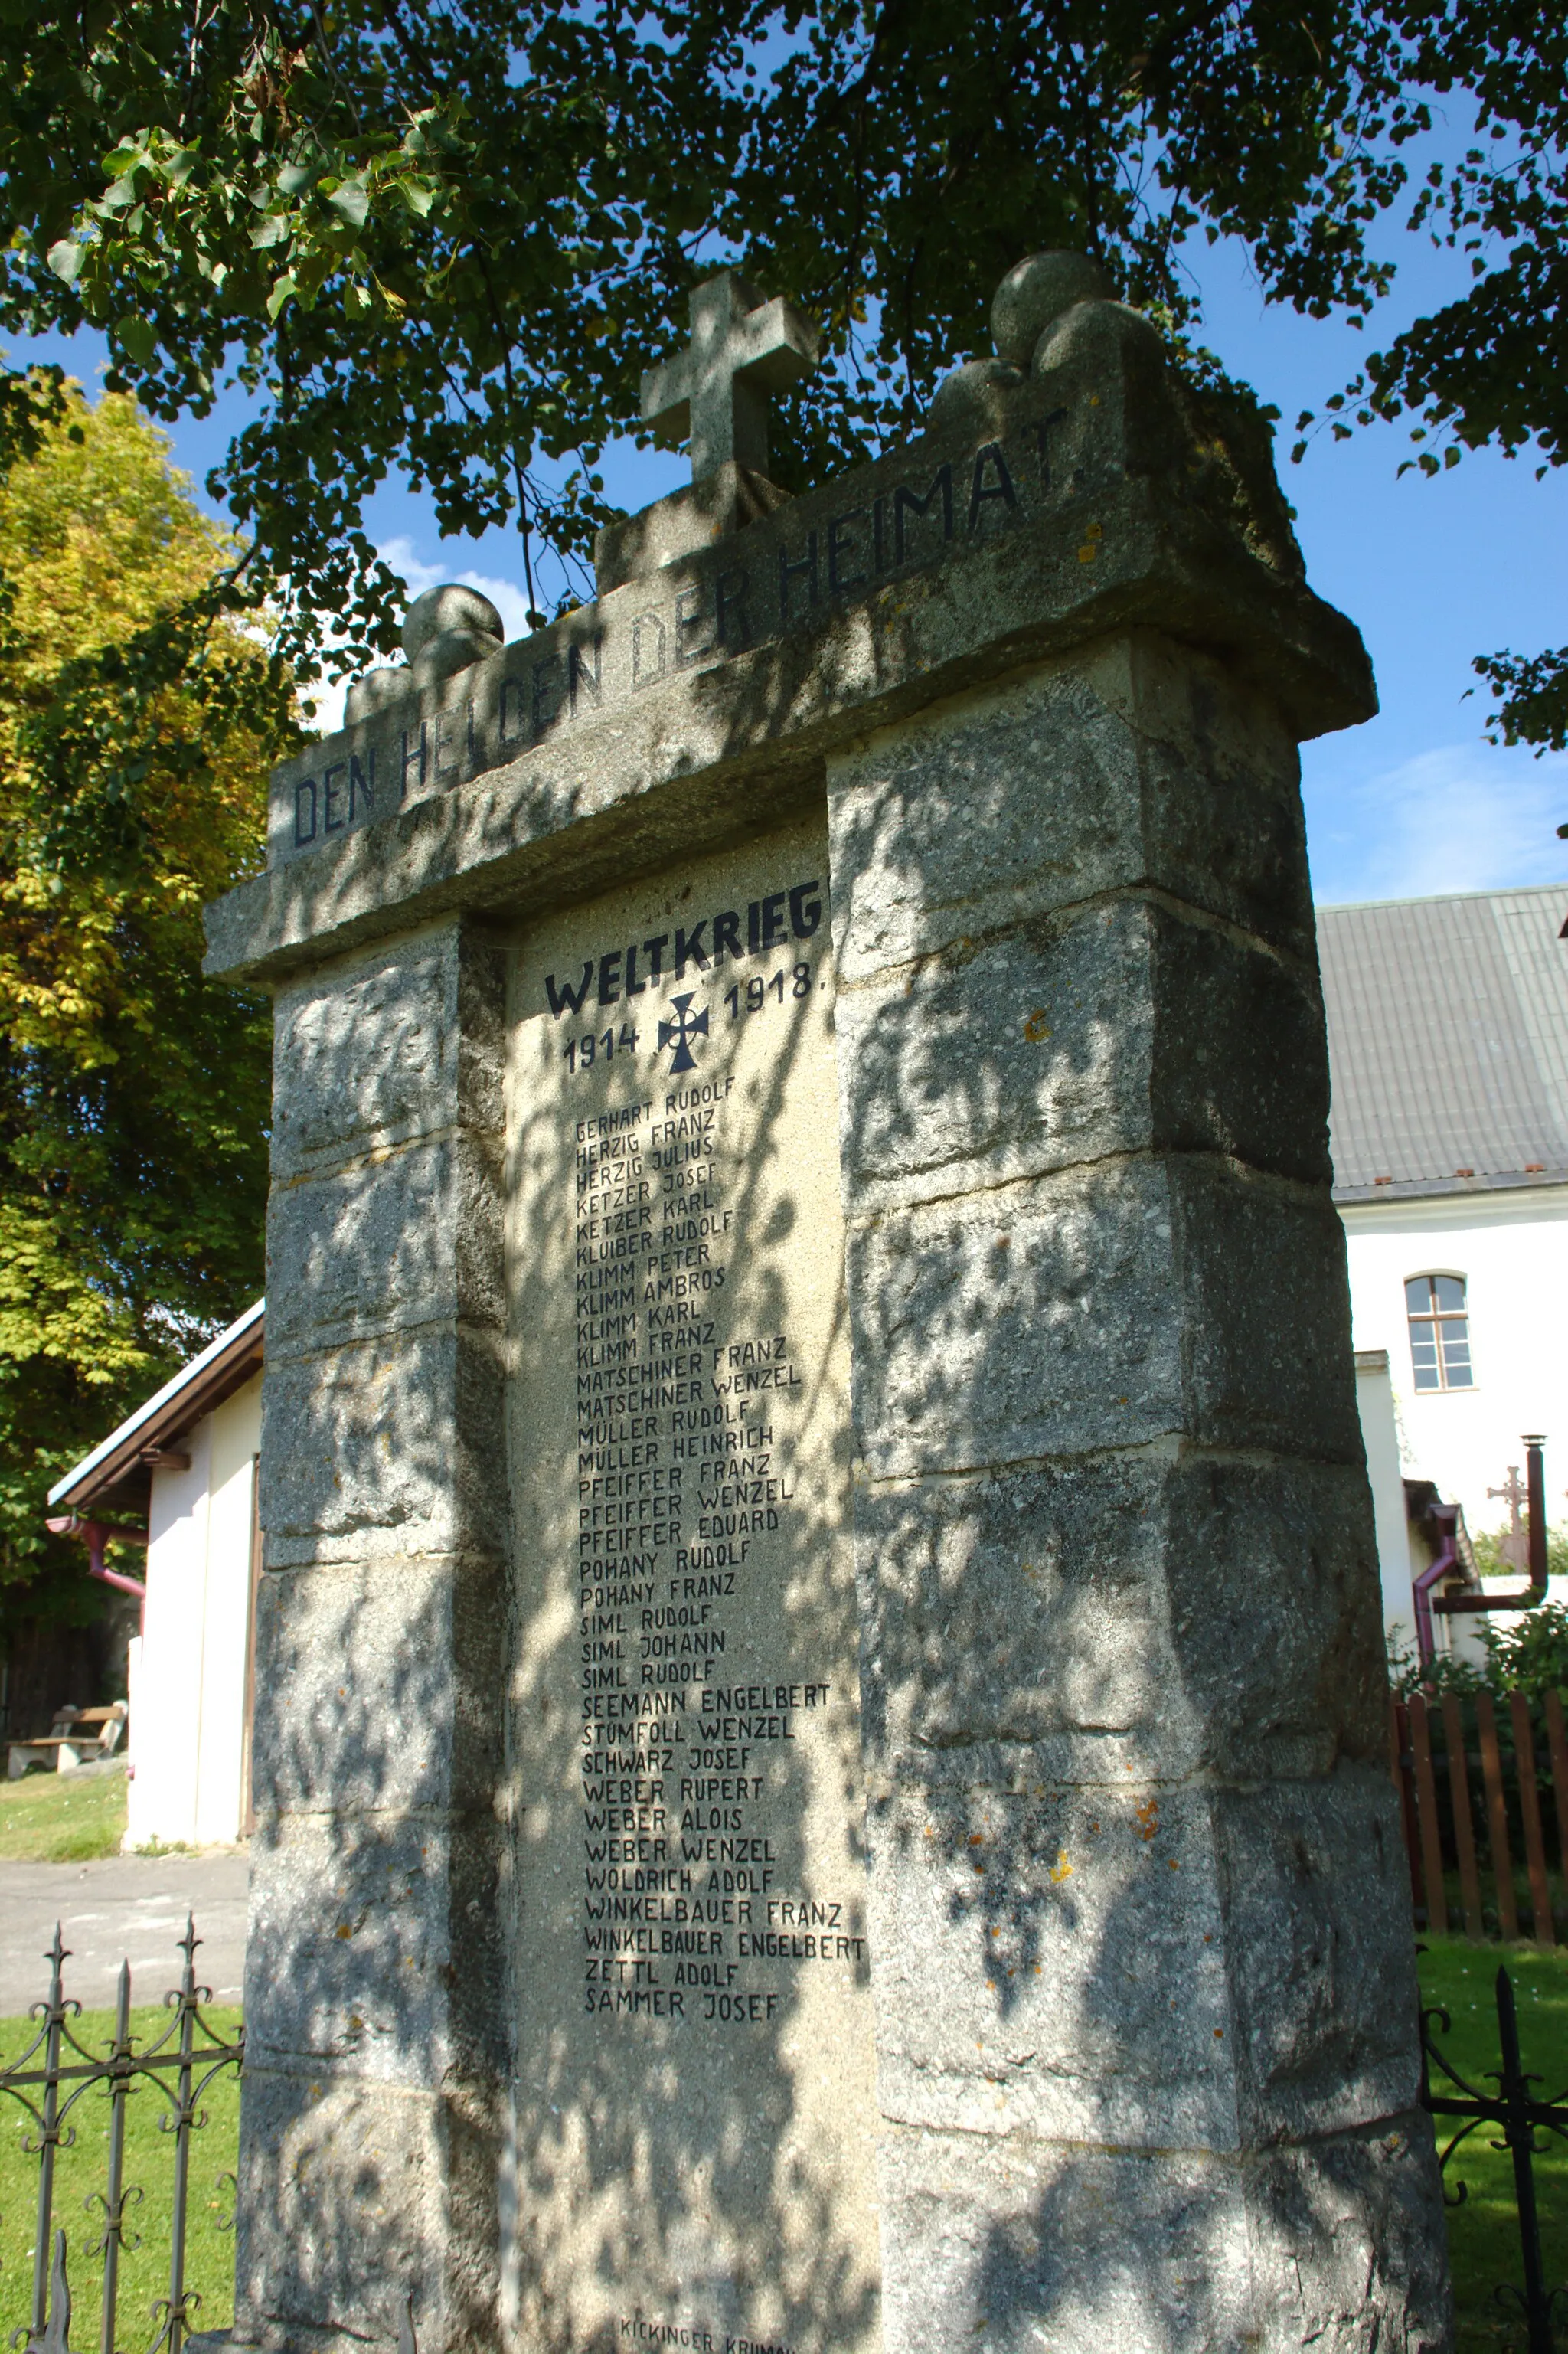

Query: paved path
[0,1850,250,2018]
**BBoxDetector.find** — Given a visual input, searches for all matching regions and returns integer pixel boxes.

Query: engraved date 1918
[724,962,812,1021]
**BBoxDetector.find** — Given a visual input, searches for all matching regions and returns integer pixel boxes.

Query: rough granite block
[845,1157,1361,1478]
[265,1130,505,1358]
[827,633,1314,984]
[854,1450,1387,1783]
[866,1775,1235,2149]
[251,1551,507,1816]
[244,1806,506,2087]
[1170,1156,1362,1459]
[835,893,1330,1211]
[271,926,504,1181]
[862,1768,1416,2150]
[1213,1774,1425,2142]
[234,2065,500,2354]
[875,2115,1451,2354]
[260,1326,506,1564]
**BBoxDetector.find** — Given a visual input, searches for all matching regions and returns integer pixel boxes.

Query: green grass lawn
[0,1766,126,1862]
[0,2002,240,2351]
[1417,1935,1568,2350]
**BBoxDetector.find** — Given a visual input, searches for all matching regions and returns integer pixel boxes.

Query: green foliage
[1387,1627,1488,1701]
[0,0,714,663]
[0,383,291,1601]
[1388,1538,1568,1702]
[1485,1600,1568,1703]
[0,0,1477,682]
[1488,646,1568,755]
[1471,1527,1568,1583]
[1279,0,1568,749]
[0,5,1557,736]
[1387,1613,1504,1699]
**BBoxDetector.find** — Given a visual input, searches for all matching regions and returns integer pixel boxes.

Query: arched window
[1405,1273,1475,1392]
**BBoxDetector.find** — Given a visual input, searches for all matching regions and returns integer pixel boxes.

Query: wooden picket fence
[1389,1689,1568,1942]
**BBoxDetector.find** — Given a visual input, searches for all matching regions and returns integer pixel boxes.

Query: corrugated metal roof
[1318,884,1568,1201]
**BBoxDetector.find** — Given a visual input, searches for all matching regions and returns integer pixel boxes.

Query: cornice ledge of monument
[204,466,1370,988]
[260,374,1367,829]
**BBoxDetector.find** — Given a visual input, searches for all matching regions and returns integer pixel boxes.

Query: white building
[1321,883,1568,1648]
[47,1302,263,1849]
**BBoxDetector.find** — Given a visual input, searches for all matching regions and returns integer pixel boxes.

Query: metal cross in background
[1490,1463,1531,1572]
[641,273,820,484]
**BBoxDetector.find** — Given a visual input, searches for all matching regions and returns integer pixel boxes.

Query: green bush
[1470,1527,1568,1584]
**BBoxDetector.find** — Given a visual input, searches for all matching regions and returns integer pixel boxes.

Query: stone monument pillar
[206,261,1452,2354]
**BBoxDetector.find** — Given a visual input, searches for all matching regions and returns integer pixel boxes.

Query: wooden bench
[7,1700,127,1779]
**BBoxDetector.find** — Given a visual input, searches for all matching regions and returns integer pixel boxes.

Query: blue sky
[1191,232,1568,908]
[8,216,1564,909]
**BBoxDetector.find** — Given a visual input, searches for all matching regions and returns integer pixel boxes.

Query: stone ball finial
[991,253,1113,368]
[342,583,508,727]
[402,584,505,665]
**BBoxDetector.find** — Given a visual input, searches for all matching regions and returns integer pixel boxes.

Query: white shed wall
[124,1372,260,1850]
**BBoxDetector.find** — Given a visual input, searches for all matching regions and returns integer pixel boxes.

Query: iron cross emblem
[658,992,710,1074]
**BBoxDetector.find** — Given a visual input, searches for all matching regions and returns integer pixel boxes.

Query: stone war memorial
[203,256,1454,2353]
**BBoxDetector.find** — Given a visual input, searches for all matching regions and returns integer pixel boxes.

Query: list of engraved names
[508,816,880,2354]
[570,879,865,2025]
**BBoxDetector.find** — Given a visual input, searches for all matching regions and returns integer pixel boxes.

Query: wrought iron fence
[0,1919,242,2354]
[1423,1962,1568,2350]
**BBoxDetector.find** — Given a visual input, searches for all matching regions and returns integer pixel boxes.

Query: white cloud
[306,671,352,737]
[377,535,534,642]
[303,537,532,737]
[1307,741,1568,904]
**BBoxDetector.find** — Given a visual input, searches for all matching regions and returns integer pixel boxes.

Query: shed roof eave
[47,1299,266,1513]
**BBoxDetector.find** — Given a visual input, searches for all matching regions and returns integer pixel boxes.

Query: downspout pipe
[44,1513,149,1629]
[1434,1433,1550,1623]
[1412,1503,1459,1673]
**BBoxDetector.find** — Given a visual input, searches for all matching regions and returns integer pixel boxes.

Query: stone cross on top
[642,272,820,485]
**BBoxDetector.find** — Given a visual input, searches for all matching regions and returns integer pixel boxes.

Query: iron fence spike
[0,1919,241,2354]
[23,2228,74,2354]
[1423,1959,1568,2352]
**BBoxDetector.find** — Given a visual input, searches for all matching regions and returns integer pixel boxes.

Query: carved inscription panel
[508,812,880,2354]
